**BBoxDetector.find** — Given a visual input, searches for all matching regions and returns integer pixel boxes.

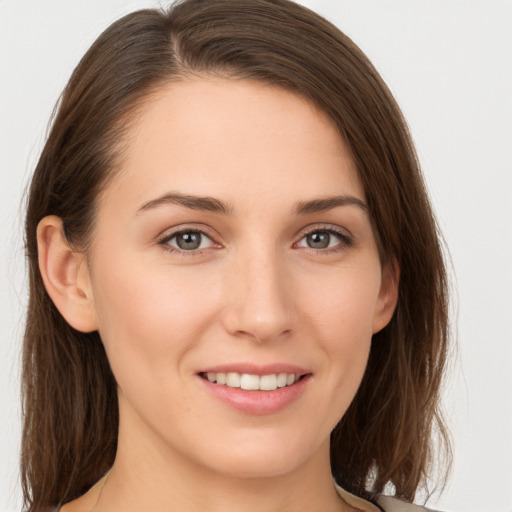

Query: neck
[90,411,350,512]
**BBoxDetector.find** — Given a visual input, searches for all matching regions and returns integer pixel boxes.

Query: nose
[221,246,294,343]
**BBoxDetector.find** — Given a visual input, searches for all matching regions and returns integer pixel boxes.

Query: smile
[201,372,299,391]
[198,368,311,414]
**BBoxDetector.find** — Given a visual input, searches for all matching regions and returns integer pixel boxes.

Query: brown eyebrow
[137,192,367,216]
[294,195,368,215]
[137,192,234,215]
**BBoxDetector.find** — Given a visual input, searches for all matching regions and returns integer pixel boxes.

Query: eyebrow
[137,192,234,215]
[294,195,368,215]
[137,192,367,216]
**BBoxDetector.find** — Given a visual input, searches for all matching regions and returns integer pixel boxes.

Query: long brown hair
[22,0,451,510]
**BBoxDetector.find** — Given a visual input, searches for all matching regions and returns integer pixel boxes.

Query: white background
[1,1,511,511]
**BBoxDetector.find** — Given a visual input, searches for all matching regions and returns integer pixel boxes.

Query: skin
[38,78,398,512]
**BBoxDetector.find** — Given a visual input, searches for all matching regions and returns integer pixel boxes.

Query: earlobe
[37,215,98,333]
[372,260,400,334]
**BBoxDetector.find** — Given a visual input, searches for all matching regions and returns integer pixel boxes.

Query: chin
[209,457,302,480]
[194,433,320,480]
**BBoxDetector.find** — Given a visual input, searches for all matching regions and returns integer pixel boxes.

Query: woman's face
[85,78,397,479]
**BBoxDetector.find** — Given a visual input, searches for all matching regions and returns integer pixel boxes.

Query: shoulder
[334,481,444,512]
[377,495,444,512]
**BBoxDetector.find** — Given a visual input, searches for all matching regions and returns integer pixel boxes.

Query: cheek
[89,253,221,390]
[299,262,380,403]
[302,260,381,341]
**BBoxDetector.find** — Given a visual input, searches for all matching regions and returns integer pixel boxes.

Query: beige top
[56,481,440,511]
[335,482,440,512]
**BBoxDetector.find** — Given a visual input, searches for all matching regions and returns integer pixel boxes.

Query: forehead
[101,78,364,214]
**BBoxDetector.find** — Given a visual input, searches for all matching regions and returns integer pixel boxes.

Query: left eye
[164,230,214,251]
[297,230,345,250]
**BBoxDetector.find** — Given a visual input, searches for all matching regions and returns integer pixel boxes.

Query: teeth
[204,372,299,390]
[226,372,241,387]
[260,374,277,391]
[277,373,288,387]
[240,374,260,390]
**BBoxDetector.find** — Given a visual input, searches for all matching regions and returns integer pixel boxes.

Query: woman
[22,0,450,511]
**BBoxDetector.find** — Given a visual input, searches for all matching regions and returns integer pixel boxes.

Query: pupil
[177,232,201,250]
[307,231,330,249]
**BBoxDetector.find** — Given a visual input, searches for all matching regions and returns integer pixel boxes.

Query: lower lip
[198,374,311,415]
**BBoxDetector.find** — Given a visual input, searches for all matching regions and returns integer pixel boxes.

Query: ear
[37,215,98,333]
[372,259,400,334]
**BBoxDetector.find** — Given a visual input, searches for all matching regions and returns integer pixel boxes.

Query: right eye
[161,230,215,253]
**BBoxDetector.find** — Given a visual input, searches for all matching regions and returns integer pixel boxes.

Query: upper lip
[198,363,310,376]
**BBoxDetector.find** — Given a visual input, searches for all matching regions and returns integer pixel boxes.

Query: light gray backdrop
[1,1,511,511]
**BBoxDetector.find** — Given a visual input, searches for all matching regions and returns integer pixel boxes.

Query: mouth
[199,371,306,391]
[197,366,312,414]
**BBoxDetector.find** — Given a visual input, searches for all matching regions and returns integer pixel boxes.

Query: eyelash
[157,225,353,256]
[295,225,353,253]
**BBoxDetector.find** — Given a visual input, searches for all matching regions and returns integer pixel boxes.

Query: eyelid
[294,223,352,240]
